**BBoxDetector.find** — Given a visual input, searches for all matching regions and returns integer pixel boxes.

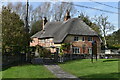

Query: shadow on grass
[2,62,34,71]
[79,72,120,80]
[2,58,58,71]
[1,78,60,80]
[59,59,84,64]
[103,59,120,62]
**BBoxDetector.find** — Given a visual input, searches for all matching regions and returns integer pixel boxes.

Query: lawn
[1,64,55,78]
[59,59,120,79]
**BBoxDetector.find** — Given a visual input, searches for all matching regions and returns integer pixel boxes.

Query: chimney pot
[64,10,71,21]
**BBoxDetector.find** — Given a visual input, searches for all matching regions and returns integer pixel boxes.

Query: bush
[59,52,64,57]
[108,44,120,49]
[35,45,51,58]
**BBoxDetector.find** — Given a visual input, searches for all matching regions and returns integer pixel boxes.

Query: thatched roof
[31,18,98,43]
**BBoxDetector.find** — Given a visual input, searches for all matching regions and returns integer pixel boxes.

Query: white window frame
[41,39,45,43]
[74,36,85,42]
[88,37,93,41]
[88,48,92,54]
[72,47,80,54]
[74,36,79,41]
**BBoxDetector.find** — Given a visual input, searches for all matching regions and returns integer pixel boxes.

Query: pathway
[44,64,80,80]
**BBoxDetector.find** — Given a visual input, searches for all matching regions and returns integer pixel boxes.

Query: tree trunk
[103,30,107,49]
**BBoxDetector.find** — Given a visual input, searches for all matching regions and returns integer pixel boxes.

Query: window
[41,39,45,43]
[74,36,79,41]
[45,39,50,43]
[57,47,60,53]
[88,48,92,54]
[72,47,80,54]
[88,37,92,41]
[82,37,85,41]
[74,36,85,41]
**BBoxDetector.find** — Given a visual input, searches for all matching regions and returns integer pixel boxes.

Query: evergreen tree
[2,6,28,52]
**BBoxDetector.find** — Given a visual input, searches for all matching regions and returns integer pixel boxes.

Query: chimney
[43,17,47,30]
[64,10,71,21]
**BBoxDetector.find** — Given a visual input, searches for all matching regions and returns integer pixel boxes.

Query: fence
[2,45,120,66]
[2,46,32,69]
[2,52,26,69]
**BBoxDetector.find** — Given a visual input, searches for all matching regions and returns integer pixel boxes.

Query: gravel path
[44,64,80,80]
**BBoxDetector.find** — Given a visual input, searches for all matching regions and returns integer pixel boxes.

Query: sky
[74,2,118,31]
[30,2,119,33]
[1,0,120,34]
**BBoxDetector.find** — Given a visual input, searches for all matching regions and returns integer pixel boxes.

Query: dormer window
[74,36,79,41]
[41,39,45,43]
[74,36,85,41]
[82,37,85,41]
[88,37,92,41]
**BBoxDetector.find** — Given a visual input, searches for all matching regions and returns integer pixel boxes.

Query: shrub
[35,45,51,58]
[108,44,120,49]
[59,52,64,57]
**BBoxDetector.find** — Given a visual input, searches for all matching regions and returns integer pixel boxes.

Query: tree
[31,2,51,22]
[30,20,43,36]
[0,11,2,49]
[2,6,27,53]
[52,2,77,21]
[32,2,77,22]
[93,15,114,48]
[106,29,120,49]
[7,2,33,27]
[6,2,77,30]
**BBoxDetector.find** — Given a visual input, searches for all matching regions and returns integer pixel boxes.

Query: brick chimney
[43,17,47,30]
[64,10,71,21]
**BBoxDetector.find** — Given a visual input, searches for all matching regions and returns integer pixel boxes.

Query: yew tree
[2,6,28,52]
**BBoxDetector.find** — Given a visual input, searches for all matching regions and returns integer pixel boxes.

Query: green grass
[1,64,55,78]
[59,59,120,79]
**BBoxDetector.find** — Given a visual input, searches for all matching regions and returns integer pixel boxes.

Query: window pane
[88,37,92,41]
[74,36,78,41]
[78,48,80,53]
[72,47,80,54]
[82,37,85,41]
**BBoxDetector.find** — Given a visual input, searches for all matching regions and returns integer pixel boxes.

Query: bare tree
[93,14,114,48]
[6,2,77,30]
[31,2,52,22]
[7,2,33,27]
[51,2,77,21]
[7,2,26,20]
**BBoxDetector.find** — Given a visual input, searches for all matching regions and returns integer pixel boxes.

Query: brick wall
[64,35,101,54]
[30,38,56,53]
[30,35,101,54]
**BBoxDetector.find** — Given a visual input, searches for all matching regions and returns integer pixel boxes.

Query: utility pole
[25,0,30,62]
[25,0,29,33]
